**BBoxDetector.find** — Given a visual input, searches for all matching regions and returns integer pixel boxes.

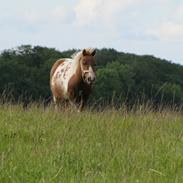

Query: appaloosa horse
[50,48,96,111]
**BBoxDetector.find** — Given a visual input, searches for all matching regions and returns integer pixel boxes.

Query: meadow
[0,104,183,183]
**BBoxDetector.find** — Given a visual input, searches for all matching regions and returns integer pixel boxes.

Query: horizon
[1,44,182,66]
[0,0,183,65]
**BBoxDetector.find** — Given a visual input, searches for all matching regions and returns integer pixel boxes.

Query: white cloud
[174,5,183,24]
[50,6,75,24]
[74,0,100,26]
[74,0,143,27]
[147,3,183,42]
[149,22,183,42]
[5,4,75,27]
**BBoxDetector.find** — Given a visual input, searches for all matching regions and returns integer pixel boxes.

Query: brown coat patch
[67,61,82,99]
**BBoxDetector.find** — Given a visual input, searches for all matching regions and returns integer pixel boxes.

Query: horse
[50,48,96,111]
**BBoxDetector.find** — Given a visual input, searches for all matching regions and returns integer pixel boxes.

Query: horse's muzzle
[86,75,96,85]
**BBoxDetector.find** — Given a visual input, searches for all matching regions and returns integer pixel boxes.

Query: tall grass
[0,104,183,182]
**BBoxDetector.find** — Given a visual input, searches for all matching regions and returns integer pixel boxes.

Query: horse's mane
[71,48,95,62]
[71,50,82,60]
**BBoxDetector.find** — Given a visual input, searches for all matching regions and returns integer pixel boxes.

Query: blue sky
[0,0,183,64]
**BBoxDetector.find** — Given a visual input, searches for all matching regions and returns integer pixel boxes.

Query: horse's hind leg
[53,96,61,110]
[63,100,71,112]
[53,96,70,111]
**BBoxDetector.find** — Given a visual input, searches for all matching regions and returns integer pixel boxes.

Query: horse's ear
[91,49,96,56]
[82,49,87,56]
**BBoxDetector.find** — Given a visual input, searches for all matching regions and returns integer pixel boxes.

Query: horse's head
[80,48,96,85]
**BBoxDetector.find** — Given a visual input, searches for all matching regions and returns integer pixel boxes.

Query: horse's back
[50,59,65,79]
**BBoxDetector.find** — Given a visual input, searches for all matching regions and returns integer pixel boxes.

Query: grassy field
[0,104,183,183]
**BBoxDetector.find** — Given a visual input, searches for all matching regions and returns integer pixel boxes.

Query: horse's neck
[72,59,82,80]
[71,58,79,71]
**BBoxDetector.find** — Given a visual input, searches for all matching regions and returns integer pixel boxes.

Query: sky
[0,0,183,65]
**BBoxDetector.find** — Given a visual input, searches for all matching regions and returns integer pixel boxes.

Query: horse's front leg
[78,97,84,112]
[78,93,89,112]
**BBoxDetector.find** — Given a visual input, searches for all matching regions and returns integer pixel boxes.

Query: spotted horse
[50,48,96,112]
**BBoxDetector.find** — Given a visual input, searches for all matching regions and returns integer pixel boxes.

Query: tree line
[0,45,183,107]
